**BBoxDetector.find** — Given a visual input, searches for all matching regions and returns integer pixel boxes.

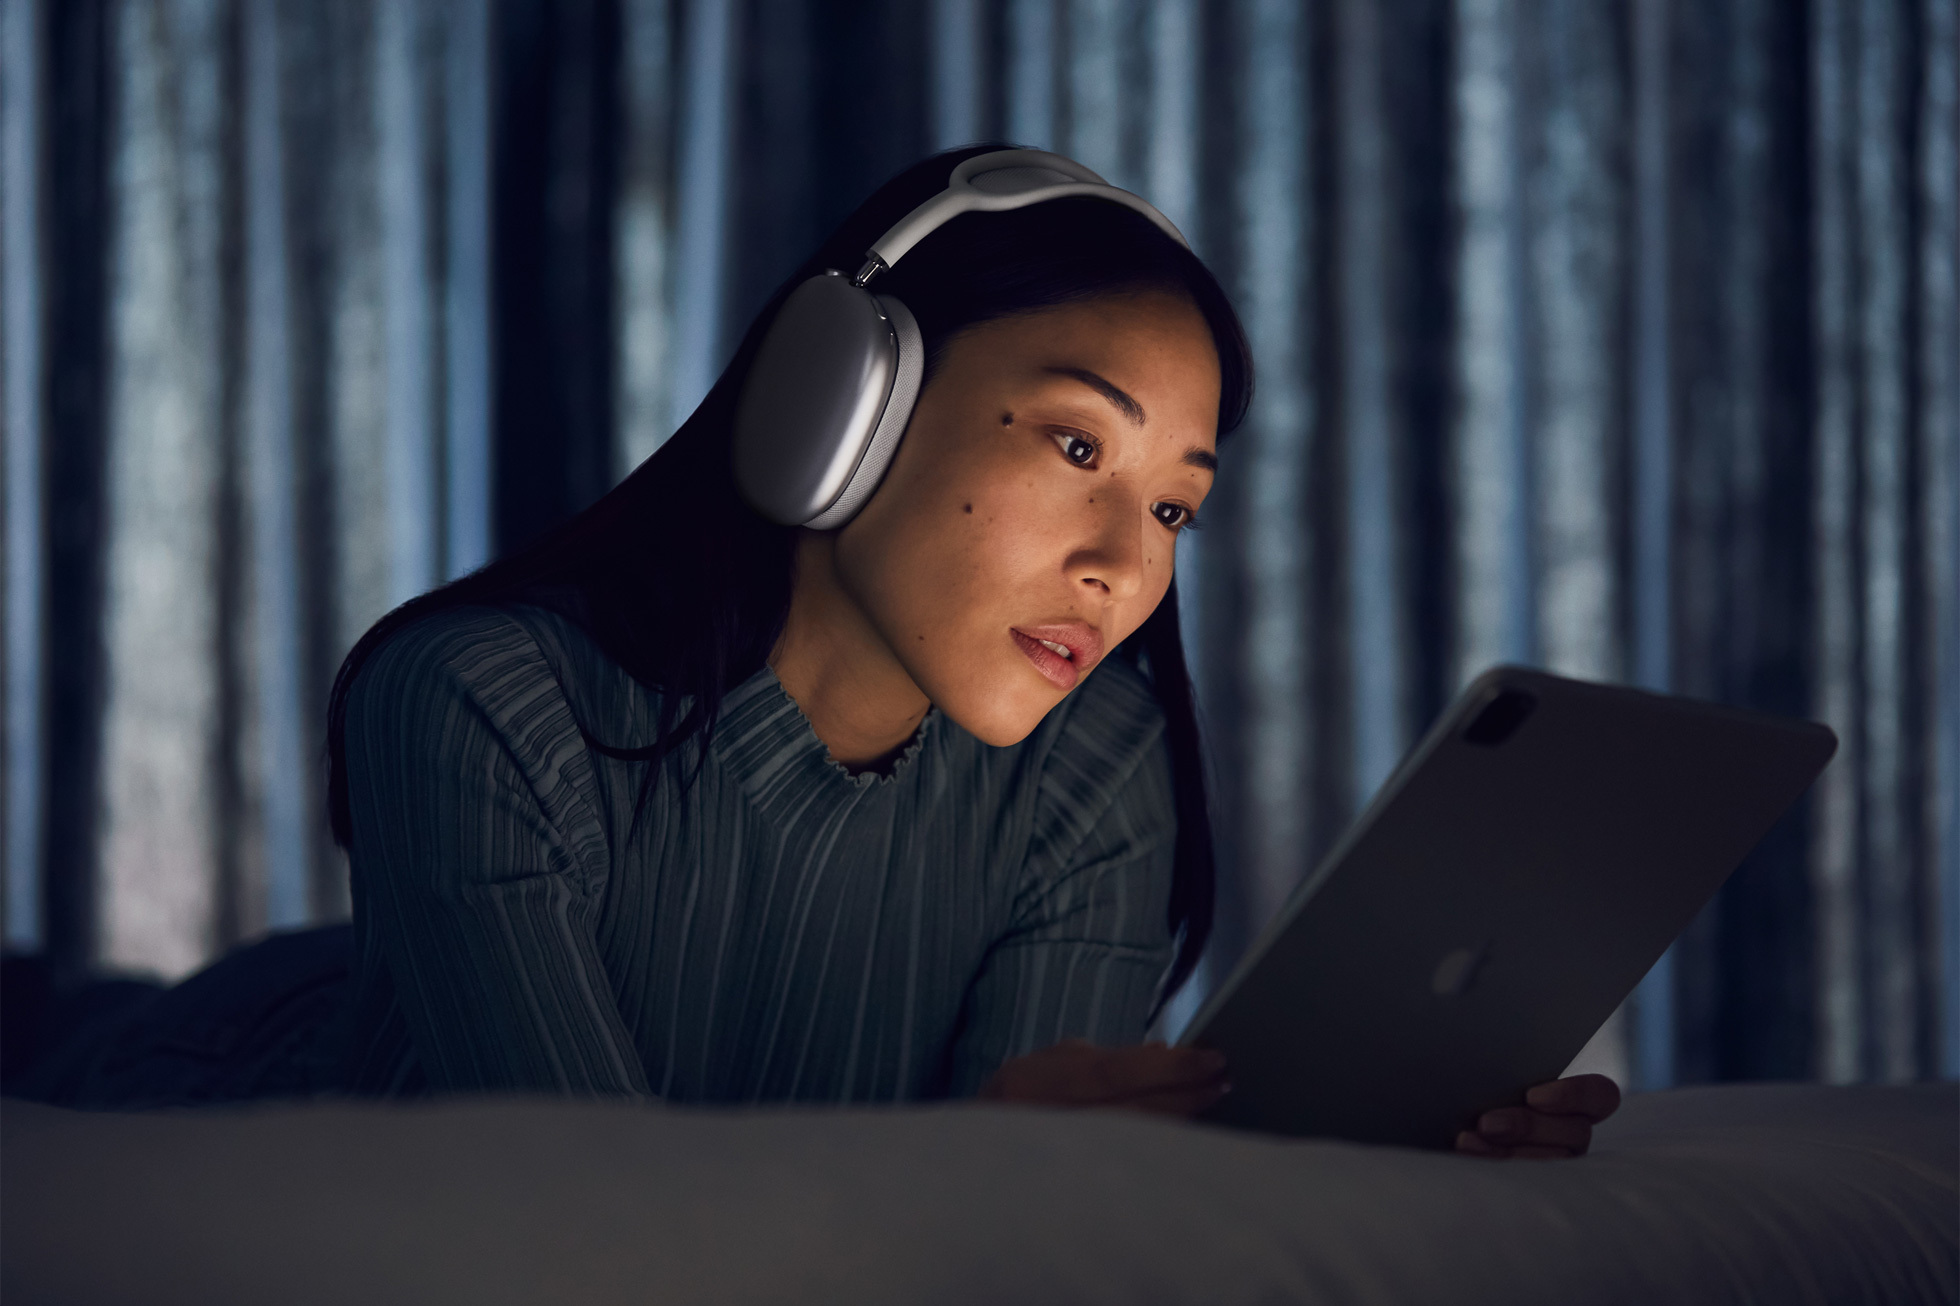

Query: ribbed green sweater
[338,604,1176,1102]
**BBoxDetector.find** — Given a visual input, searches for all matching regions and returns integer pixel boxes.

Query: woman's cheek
[1106,583,1165,651]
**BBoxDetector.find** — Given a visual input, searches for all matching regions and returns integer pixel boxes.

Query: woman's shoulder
[357,603,557,706]
[369,598,633,683]
[350,602,637,748]
[340,604,620,890]
[344,604,633,835]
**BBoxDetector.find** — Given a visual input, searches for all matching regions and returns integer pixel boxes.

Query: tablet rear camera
[1463,688,1537,746]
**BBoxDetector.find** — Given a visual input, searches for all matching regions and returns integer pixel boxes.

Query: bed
[4,1080,1954,1305]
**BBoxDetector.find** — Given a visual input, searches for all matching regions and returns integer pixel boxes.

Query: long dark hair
[326,146,1253,1001]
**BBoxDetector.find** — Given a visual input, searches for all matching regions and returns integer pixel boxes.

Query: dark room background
[3,0,1956,1091]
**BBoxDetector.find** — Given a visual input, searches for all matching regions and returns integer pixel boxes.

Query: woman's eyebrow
[1044,366,1146,427]
[1184,448,1219,472]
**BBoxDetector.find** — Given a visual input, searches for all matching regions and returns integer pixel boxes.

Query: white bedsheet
[4,1081,1954,1305]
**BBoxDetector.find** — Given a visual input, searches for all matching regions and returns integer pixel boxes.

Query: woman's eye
[1152,502,1196,531]
[1051,430,1099,467]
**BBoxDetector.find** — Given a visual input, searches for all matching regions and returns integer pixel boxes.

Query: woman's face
[831,290,1222,746]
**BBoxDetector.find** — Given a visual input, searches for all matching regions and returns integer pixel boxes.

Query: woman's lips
[1009,624,1104,691]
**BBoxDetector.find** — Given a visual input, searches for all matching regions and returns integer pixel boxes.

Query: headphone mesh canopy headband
[732,149,1189,528]
[858,149,1190,281]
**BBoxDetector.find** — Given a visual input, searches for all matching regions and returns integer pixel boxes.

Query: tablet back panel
[1180,666,1836,1148]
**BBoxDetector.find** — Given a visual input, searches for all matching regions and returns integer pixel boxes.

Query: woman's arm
[345,613,650,1097]
[942,694,1198,1098]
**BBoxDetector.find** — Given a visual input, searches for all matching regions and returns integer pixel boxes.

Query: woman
[41,146,1602,1154]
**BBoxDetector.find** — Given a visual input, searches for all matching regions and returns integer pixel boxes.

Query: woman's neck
[769,532,933,771]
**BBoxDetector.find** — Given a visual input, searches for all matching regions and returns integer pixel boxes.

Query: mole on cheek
[963,503,973,514]
[1000,412,1015,426]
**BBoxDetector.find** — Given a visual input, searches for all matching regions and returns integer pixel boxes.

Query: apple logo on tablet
[1431,944,1488,998]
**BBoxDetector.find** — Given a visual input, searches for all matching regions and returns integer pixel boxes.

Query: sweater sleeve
[941,663,1178,1096]
[344,611,651,1096]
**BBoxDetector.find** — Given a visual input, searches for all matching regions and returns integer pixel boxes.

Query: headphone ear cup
[803,294,923,530]
[733,271,908,526]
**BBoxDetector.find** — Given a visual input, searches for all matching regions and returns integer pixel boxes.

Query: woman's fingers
[1108,1080,1231,1117]
[1523,1073,1622,1121]
[978,1043,1110,1105]
[1088,1044,1228,1102]
[1454,1075,1621,1158]
[1454,1129,1507,1157]
[978,1041,1229,1112]
[1473,1104,1594,1154]
[1455,1130,1585,1161]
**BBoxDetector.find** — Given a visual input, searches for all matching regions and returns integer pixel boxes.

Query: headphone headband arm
[855,149,1191,285]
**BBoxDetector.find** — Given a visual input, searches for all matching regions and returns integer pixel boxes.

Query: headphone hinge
[851,255,887,289]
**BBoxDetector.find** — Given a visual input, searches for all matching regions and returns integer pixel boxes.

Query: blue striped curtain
[3,0,494,978]
[4,0,1955,1088]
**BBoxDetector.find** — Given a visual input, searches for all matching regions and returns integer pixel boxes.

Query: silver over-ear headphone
[731,149,1190,529]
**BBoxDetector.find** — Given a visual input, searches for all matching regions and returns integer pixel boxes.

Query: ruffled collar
[710,663,939,795]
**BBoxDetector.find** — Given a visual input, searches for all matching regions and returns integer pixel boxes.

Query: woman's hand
[978,1038,1230,1117]
[1454,1073,1621,1159]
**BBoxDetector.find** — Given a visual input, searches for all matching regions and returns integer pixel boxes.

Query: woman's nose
[1069,489,1146,601]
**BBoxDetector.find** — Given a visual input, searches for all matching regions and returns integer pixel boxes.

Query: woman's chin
[929,675,1068,748]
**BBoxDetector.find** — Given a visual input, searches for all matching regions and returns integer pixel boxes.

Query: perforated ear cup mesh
[803,295,925,530]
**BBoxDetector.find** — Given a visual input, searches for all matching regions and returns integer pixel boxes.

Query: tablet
[1177,665,1837,1148]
